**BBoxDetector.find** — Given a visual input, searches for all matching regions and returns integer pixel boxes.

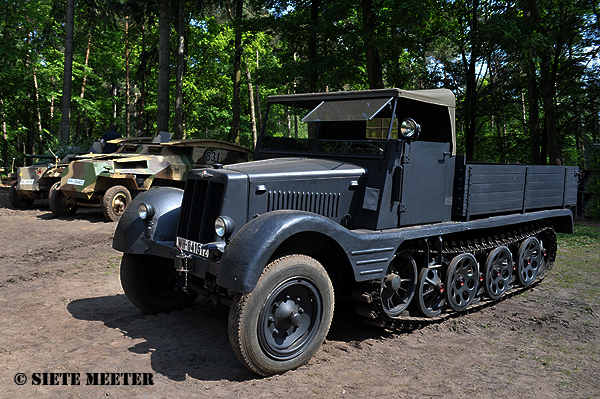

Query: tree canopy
[0,0,598,168]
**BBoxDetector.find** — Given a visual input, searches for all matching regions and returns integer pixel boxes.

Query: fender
[215,208,575,293]
[113,187,183,259]
[216,210,360,293]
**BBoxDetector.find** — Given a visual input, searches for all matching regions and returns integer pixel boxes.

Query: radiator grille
[267,191,340,218]
[177,178,225,243]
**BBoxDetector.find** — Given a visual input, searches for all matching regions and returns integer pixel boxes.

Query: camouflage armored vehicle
[113,88,578,376]
[50,139,251,222]
[9,138,152,209]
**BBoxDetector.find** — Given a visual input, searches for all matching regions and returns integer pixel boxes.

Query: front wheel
[48,182,78,216]
[102,185,132,222]
[228,255,334,376]
[120,253,198,314]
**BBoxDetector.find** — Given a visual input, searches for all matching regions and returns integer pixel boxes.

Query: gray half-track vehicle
[50,138,251,222]
[9,138,153,209]
[113,88,578,376]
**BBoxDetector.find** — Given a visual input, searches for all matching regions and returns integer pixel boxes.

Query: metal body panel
[453,156,578,220]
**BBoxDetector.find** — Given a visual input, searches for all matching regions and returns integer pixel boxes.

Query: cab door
[397,141,454,227]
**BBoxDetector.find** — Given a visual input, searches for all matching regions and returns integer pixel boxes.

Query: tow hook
[175,246,193,295]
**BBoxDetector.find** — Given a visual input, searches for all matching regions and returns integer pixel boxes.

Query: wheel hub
[384,273,402,292]
[272,298,303,332]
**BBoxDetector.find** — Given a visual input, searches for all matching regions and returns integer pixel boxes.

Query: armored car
[113,88,578,376]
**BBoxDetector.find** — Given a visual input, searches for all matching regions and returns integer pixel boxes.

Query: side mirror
[399,118,421,141]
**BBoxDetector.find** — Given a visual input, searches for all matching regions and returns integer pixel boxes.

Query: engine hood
[223,157,366,182]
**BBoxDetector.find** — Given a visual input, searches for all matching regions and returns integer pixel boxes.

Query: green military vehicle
[8,138,152,209]
[49,139,251,222]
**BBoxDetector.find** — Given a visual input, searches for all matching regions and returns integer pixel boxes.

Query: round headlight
[215,216,235,239]
[138,203,155,220]
[400,118,421,141]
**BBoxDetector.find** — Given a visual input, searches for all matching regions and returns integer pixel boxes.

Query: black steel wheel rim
[417,267,446,317]
[258,278,322,361]
[484,246,512,300]
[446,254,478,312]
[144,261,182,300]
[380,253,417,317]
[517,237,541,286]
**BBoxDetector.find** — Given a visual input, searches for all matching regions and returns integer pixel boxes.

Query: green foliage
[0,0,598,170]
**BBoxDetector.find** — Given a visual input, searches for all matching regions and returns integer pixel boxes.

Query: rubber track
[353,222,555,331]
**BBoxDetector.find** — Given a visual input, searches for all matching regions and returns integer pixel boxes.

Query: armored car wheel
[446,253,479,312]
[228,255,334,376]
[120,253,198,314]
[516,237,541,287]
[48,182,78,216]
[483,246,513,300]
[380,253,417,317]
[9,183,34,208]
[102,185,132,222]
[416,266,446,317]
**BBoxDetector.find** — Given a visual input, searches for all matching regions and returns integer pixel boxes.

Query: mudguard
[216,210,359,293]
[113,187,183,259]
[215,208,575,293]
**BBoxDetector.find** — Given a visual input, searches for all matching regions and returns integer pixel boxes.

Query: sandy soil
[0,185,598,399]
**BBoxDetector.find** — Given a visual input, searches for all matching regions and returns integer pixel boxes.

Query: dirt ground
[0,185,598,399]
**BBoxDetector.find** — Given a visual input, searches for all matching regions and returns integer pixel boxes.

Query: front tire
[48,182,78,216]
[228,255,334,376]
[102,185,132,222]
[120,253,198,314]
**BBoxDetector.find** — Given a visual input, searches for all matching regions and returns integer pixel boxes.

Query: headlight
[399,118,421,141]
[215,216,235,239]
[138,203,155,220]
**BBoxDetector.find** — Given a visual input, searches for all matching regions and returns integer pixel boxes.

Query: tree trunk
[174,0,186,139]
[125,18,131,137]
[229,0,243,144]
[361,0,383,89]
[527,60,541,164]
[245,66,257,150]
[60,0,75,144]
[463,0,480,162]
[307,0,319,92]
[76,32,92,141]
[157,0,170,133]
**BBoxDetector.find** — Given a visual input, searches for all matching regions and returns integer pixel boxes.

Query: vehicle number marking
[20,179,35,185]
[204,150,221,163]
[67,178,85,186]
[176,237,210,258]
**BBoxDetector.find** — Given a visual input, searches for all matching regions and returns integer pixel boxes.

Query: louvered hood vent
[267,190,340,218]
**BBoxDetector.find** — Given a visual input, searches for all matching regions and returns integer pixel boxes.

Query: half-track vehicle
[113,88,578,376]
[9,138,153,209]
[50,139,251,221]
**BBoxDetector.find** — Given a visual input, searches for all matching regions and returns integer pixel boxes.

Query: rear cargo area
[453,155,579,220]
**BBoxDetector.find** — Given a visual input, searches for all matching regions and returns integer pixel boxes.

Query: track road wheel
[9,183,34,208]
[48,182,78,216]
[416,266,446,317]
[483,246,513,300]
[102,185,132,222]
[120,253,198,314]
[516,237,541,287]
[228,255,334,376]
[537,230,556,274]
[380,253,417,317]
[446,253,479,312]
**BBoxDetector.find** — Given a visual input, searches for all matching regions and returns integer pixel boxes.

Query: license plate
[176,236,210,258]
[20,179,35,185]
[67,178,85,186]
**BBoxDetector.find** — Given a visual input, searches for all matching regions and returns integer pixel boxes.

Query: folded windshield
[261,98,398,157]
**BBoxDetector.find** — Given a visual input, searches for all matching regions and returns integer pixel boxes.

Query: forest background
[0,0,599,171]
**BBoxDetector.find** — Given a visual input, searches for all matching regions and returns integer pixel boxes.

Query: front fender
[113,187,183,259]
[216,210,355,293]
